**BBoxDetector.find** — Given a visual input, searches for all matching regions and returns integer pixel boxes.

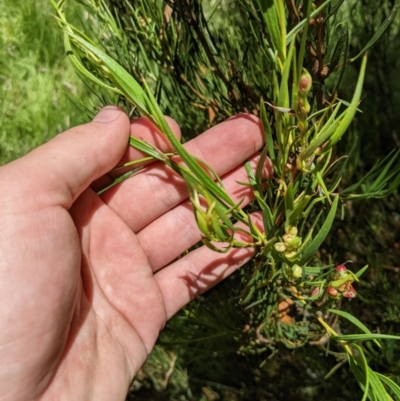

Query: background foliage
[1,0,399,400]
[0,0,91,164]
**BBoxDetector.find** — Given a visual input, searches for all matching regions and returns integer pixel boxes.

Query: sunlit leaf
[300,196,339,263]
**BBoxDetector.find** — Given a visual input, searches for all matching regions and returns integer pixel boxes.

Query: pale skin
[0,106,272,401]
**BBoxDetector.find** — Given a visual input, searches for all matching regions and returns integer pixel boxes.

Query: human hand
[0,106,272,400]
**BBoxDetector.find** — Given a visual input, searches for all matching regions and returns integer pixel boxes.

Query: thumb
[4,106,130,209]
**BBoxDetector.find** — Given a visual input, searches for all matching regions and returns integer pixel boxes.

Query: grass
[0,0,89,165]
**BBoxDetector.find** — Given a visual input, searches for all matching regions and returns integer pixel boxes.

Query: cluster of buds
[296,69,312,133]
[190,187,257,252]
[191,189,232,246]
[274,226,302,262]
[326,264,357,299]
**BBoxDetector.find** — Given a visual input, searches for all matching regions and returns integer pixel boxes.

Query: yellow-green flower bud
[284,250,298,262]
[286,236,302,249]
[286,226,298,236]
[195,208,210,237]
[298,120,306,132]
[274,242,287,253]
[298,98,311,115]
[291,264,303,279]
[282,233,293,244]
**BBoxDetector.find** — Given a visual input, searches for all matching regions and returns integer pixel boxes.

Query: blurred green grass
[0,0,88,164]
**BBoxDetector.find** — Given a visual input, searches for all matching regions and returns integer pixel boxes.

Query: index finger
[101,114,265,233]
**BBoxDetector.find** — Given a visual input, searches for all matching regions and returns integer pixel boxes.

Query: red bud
[335,264,347,273]
[327,286,340,299]
[334,264,348,279]
[343,285,357,299]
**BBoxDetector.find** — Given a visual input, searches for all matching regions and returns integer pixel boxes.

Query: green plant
[0,0,90,165]
[51,0,400,399]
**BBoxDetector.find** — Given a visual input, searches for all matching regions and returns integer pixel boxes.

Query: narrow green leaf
[375,373,400,399]
[275,0,287,52]
[245,160,257,186]
[349,6,398,63]
[304,266,322,275]
[259,99,276,165]
[324,0,345,21]
[334,334,400,342]
[97,169,142,195]
[255,192,275,237]
[141,80,236,208]
[300,196,339,263]
[299,102,342,161]
[328,26,348,97]
[67,32,150,114]
[255,143,271,196]
[278,35,295,108]
[297,0,312,79]
[327,25,347,75]
[328,309,380,348]
[284,183,294,228]
[342,150,400,200]
[259,0,285,60]
[325,54,368,148]
[301,53,367,161]
[129,136,169,162]
[315,171,331,203]
[349,356,371,400]
[367,151,400,192]
[368,366,391,401]
[351,344,370,401]
[341,150,399,194]
[288,194,311,226]
[286,0,332,44]
[355,264,369,279]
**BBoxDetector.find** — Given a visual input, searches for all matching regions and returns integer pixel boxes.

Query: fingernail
[93,106,123,123]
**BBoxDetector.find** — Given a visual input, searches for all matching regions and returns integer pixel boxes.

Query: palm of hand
[0,109,268,401]
[45,188,166,400]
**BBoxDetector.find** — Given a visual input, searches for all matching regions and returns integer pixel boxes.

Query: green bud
[286,236,302,249]
[195,208,211,238]
[284,250,298,262]
[299,69,312,96]
[298,120,306,132]
[286,226,298,236]
[291,264,303,279]
[274,242,287,253]
[298,98,311,115]
[282,233,293,244]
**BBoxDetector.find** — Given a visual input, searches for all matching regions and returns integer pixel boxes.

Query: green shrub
[50,1,400,399]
